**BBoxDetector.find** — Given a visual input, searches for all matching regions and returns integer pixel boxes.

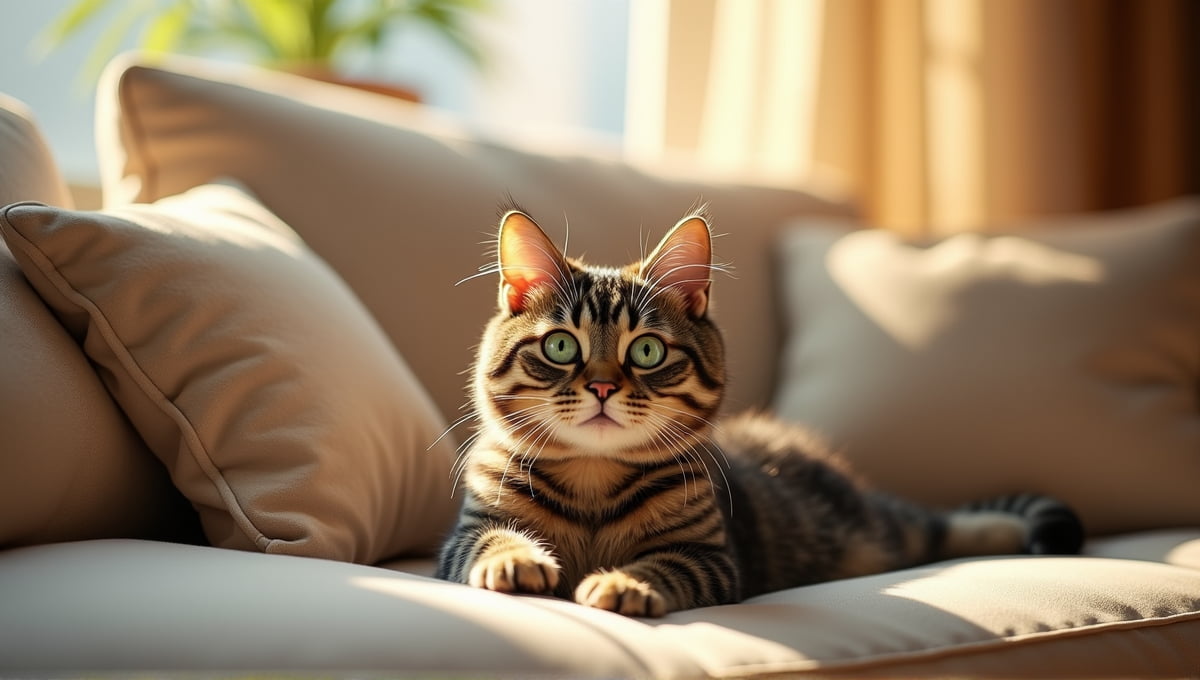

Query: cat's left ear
[498,210,570,314]
[641,214,713,318]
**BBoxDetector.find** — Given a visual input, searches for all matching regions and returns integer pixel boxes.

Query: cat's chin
[484,413,671,460]
[558,426,644,454]
[517,420,663,460]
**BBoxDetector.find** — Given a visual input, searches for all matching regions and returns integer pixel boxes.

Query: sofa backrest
[0,94,73,209]
[97,55,855,424]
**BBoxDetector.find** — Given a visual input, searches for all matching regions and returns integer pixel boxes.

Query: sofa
[1,53,1199,678]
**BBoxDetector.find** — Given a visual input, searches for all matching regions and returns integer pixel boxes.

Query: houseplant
[40,0,489,99]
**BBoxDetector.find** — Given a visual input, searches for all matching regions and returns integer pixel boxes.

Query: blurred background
[3,0,1197,236]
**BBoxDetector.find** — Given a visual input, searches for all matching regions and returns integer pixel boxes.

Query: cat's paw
[468,545,560,594]
[575,570,667,617]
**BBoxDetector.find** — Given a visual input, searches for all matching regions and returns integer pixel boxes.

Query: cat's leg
[574,547,737,617]
[436,522,561,594]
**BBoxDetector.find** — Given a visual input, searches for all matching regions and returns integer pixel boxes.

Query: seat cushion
[773,199,1200,535]
[0,182,457,563]
[1,539,1197,677]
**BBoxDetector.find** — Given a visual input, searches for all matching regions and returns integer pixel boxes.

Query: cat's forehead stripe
[567,268,650,327]
[580,276,633,327]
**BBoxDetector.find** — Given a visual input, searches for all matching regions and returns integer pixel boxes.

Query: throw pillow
[0,242,199,547]
[773,198,1200,535]
[1,93,196,547]
[0,182,459,563]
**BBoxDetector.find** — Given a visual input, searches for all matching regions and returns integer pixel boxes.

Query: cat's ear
[498,210,569,314]
[641,214,713,318]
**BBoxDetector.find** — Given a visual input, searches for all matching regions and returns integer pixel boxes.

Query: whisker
[641,409,717,504]
[648,402,726,451]
[645,416,699,504]
[644,408,734,514]
[429,410,481,450]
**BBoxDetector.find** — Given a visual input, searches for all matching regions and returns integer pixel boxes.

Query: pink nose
[586,380,619,401]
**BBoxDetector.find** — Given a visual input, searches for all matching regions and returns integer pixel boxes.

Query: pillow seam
[0,203,273,552]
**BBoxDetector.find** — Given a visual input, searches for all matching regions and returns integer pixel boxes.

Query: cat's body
[436,207,1083,617]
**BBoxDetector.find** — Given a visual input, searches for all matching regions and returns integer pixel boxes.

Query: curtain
[625,0,1200,237]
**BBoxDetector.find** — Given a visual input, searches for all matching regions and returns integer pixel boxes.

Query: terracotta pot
[288,66,421,102]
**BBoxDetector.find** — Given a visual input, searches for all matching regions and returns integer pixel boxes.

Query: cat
[435,205,1084,617]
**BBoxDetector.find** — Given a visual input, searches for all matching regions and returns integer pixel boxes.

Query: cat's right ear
[498,210,568,314]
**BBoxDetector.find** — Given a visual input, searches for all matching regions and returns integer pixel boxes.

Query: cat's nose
[586,380,620,402]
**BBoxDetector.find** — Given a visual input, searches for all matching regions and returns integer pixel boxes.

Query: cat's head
[473,207,725,461]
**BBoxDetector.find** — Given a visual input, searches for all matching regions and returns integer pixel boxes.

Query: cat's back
[714,412,861,487]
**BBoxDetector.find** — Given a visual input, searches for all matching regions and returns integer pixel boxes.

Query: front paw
[575,571,667,617]
[469,544,560,594]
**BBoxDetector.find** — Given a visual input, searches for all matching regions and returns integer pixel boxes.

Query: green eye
[629,335,666,369]
[542,331,579,364]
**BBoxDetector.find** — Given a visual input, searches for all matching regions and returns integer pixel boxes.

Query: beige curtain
[625,0,1199,237]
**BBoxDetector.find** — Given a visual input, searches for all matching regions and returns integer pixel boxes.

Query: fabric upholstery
[0,94,194,548]
[0,183,458,563]
[1087,529,1200,570]
[95,54,854,422]
[4,55,1197,679]
[2,539,1198,676]
[773,199,1200,535]
[0,93,73,209]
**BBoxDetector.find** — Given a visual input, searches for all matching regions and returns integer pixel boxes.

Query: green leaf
[309,0,342,61]
[36,0,491,82]
[140,0,193,53]
[33,0,114,58]
[181,22,277,62]
[76,0,158,90]
[239,0,312,63]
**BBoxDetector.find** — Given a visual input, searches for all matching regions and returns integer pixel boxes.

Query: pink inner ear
[642,216,713,317]
[499,211,567,313]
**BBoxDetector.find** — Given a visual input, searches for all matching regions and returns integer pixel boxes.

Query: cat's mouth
[581,412,621,428]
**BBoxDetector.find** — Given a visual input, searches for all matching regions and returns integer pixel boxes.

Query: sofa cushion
[0,182,458,563]
[1,93,197,548]
[94,54,854,422]
[773,198,1200,535]
[1,539,1198,676]
[0,240,200,548]
[1086,529,1200,570]
[0,93,73,209]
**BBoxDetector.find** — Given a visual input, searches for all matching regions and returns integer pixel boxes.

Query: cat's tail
[938,492,1085,559]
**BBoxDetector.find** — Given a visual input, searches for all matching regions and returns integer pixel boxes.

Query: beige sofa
[2,54,1199,677]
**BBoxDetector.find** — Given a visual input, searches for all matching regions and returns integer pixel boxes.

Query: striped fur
[436,208,1084,617]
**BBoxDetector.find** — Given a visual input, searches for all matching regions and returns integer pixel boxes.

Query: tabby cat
[435,206,1084,617]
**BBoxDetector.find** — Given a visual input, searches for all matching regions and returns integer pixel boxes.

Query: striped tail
[942,492,1085,559]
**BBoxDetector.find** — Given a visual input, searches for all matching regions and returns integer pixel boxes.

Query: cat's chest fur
[464,440,721,588]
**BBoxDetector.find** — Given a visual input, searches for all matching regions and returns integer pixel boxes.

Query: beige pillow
[0,182,458,562]
[1,93,197,547]
[0,240,200,547]
[773,198,1200,536]
[0,93,74,209]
